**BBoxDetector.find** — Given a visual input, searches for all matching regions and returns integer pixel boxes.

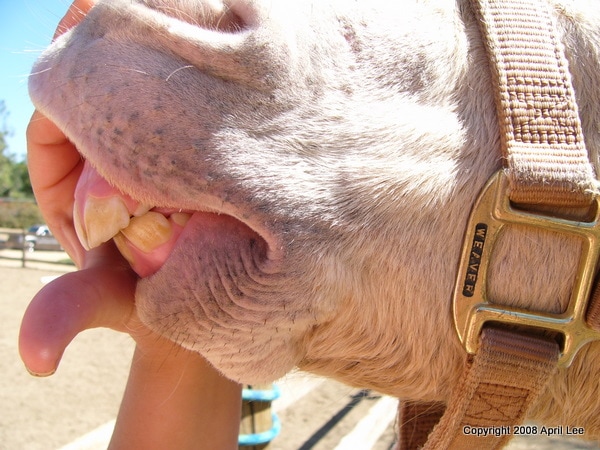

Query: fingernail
[25,366,56,377]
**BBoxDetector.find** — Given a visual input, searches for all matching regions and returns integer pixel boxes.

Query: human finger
[27,111,85,265]
[27,0,96,263]
[19,245,139,376]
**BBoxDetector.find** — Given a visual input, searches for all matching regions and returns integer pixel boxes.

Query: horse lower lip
[115,210,270,279]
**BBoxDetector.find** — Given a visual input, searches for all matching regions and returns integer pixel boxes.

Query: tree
[0,100,34,198]
[0,101,44,228]
[11,161,34,198]
[0,100,13,197]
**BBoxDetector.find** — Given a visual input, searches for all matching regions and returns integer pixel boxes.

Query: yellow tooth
[132,203,153,217]
[74,199,90,251]
[76,196,131,250]
[171,212,192,227]
[121,211,173,253]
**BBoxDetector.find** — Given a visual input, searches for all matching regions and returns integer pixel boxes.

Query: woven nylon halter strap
[397,0,600,448]
[480,0,596,208]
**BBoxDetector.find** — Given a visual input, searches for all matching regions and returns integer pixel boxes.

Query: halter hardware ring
[453,170,600,368]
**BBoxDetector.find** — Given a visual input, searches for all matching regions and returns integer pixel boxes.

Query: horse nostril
[141,0,249,33]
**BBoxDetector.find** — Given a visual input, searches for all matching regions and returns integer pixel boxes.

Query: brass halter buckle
[453,170,600,368]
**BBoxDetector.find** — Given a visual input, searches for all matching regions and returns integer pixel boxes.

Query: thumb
[19,257,137,376]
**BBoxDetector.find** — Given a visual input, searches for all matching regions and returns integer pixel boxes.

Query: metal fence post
[20,229,26,268]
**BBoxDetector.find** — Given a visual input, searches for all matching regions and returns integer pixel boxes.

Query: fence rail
[0,228,73,269]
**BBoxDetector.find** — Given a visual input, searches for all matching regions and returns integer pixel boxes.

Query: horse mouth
[74,160,273,278]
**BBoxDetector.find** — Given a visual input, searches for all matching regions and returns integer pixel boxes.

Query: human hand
[19,0,148,375]
[20,0,189,375]
[19,2,241,447]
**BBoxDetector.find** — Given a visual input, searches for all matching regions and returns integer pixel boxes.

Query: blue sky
[0,1,71,162]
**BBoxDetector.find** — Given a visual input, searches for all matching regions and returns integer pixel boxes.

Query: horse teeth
[171,212,192,227]
[120,211,173,253]
[132,203,153,217]
[74,196,131,250]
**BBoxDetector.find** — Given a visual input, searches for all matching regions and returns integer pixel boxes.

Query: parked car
[5,224,63,251]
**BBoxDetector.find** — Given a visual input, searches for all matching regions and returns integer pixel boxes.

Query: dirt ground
[1,258,599,450]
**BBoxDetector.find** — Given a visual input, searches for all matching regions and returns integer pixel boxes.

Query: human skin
[19,1,242,448]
